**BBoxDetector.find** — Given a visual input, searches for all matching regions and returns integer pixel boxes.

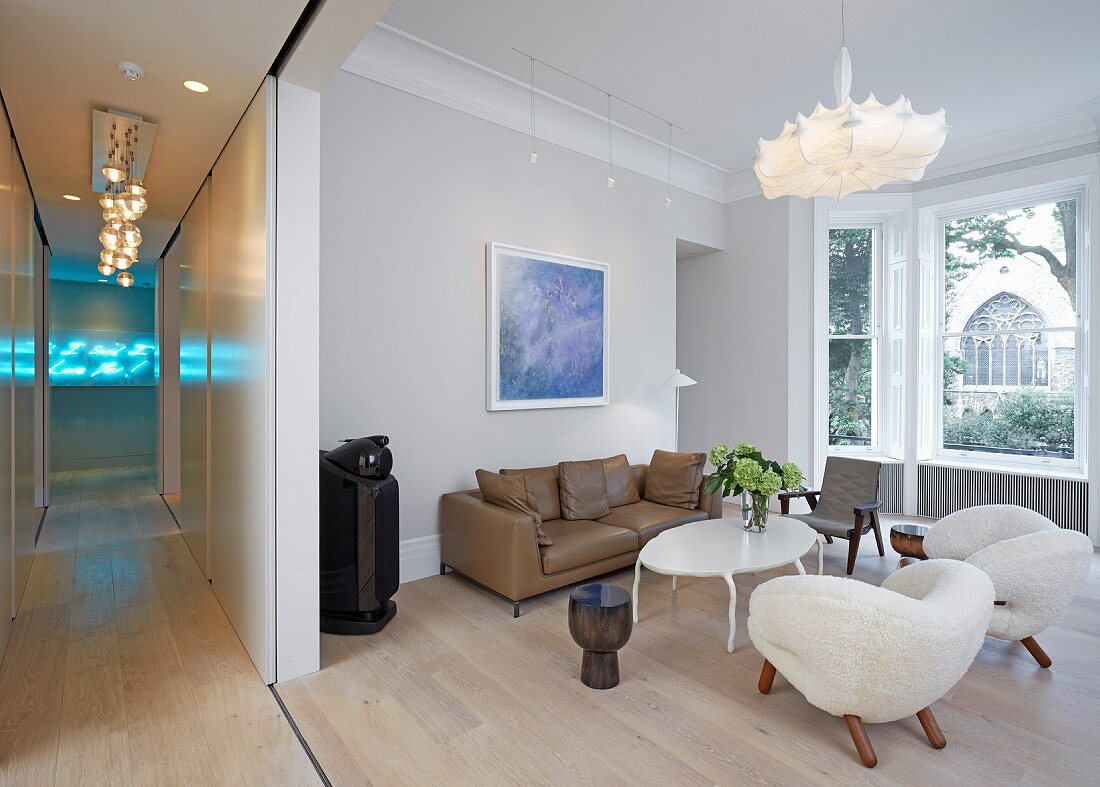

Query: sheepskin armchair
[748,560,994,768]
[923,504,1093,667]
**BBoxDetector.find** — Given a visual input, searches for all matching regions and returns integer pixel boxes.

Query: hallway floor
[0,467,319,785]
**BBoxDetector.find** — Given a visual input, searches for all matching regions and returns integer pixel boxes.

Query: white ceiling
[380,0,1100,174]
[0,0,308,267]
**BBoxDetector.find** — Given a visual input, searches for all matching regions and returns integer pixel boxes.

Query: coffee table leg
[671,575,677,592]
[793,559,806,576]
[817,534,826,575]
[632,559,642,624]
[723,573,737,653]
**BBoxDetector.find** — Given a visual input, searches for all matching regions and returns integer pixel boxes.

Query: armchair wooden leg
[758,660,776,694]
[1020,636,1052,668]
[843,715,878,768]
[871,511,885,557]
[915,707,946,749]
[846,519,863,575]
[824,534,833,544]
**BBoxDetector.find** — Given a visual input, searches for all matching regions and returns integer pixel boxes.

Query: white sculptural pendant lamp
[662,369,697,451]
[753,44,949,200]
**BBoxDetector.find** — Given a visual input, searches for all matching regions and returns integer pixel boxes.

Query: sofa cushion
[475,469,552,546]
[644,449,706,509]
[500,465,560,521]
[602,454,641,508]
[558,459,611,520]
[538,519,638,574]
[598,501,708,545]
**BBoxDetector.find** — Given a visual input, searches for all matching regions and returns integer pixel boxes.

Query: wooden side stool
[568,583,632,689]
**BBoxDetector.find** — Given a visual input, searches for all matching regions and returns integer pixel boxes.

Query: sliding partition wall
[9,139,34,615]
[0,104,12,645]
[175,80,277,680]
[175,178,211,577]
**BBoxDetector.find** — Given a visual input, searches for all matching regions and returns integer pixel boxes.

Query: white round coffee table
[631,516,825,653]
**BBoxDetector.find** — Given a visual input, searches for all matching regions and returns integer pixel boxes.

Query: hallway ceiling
[0,0,309,264]
[381,0,1100,174]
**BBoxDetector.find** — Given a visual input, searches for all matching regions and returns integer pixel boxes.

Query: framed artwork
[486,242,610,411]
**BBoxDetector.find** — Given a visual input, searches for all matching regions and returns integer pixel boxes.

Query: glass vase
[745,494,770,533]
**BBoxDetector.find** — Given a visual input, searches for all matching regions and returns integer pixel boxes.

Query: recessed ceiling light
[183,80,209,93]
[62,194,81,201]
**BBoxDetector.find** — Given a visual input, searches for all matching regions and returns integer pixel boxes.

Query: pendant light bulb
[99,224,122,250]
[118,222,142,247]
[606,176,615,189]
[98,260,116,276]
[664,195,673,207]
[528,151,538,165]
[99,192,116,211]
[117,271,135,288]
[102,157,127,184]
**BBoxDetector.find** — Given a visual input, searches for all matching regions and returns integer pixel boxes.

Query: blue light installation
[49,329,157,386]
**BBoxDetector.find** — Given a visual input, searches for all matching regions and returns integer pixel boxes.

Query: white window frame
[929,180,1089,473]
[824,219,886,455]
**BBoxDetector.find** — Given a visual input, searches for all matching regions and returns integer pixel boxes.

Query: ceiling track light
[511,49,682,196]
[527,56,538,164]
[605,94,615,188]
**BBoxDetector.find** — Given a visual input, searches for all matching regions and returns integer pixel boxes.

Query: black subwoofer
[319,436,399,635]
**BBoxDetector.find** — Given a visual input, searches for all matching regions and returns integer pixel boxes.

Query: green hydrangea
[732,442,757,458]
[780,462,804,489]
[732,458,763,490]
[709,443,730,467]
[757,469,782,498]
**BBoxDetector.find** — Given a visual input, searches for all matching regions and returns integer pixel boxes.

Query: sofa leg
[439,562,447,576]
[871,512,885,557]
[915,707,946,749]
[513,601,521,618]
[843,715,878,768]
[1020,636,1052,668]
[846,527,862,575]
[824,534,833,544]
[757,660,776,694]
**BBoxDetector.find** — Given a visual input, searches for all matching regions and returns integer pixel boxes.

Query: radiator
[879,462,904,515]
[916,463,1089,535]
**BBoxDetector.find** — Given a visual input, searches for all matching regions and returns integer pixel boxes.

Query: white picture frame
[486,242,610,411]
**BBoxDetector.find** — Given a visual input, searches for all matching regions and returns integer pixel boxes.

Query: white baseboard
[400,533,441,584]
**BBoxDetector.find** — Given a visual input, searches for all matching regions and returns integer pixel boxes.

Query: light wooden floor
[0,467,319,786]
[278,513,1100,786]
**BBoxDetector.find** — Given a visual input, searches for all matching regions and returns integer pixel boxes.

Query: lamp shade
[661,369,697,389]
[753,47,948,200]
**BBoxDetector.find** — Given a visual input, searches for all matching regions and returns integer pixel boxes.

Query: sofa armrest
[698,474,724,519]
[440,491,541,601]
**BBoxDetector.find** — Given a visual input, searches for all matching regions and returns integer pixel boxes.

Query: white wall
[319,72,722,576]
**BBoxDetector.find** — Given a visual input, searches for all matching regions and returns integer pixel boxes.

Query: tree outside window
[828,227,877,447]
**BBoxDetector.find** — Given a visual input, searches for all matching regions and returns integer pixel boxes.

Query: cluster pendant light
[96,123,148,285]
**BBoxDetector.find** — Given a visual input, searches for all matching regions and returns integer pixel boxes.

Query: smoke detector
[118,61,145,81]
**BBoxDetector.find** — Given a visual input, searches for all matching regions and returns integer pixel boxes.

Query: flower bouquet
[704,442,805,532]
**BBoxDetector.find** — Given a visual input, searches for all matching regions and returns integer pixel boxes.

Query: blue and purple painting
[496,251,606,404]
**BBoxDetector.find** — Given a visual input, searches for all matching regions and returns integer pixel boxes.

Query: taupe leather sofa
[440,462,723,615]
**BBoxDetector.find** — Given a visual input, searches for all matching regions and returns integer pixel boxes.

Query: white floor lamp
[662,369,697,451]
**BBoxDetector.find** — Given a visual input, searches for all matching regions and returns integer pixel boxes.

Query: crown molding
[341,24,729,203]
[345,24,1100,206]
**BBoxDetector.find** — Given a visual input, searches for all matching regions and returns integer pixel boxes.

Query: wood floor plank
[0,467,318,786]
[279,515,1100,786]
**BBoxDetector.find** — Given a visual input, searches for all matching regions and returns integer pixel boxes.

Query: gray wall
[318,72,723,550]
[676,195,815,495]
[49,280,156,470]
